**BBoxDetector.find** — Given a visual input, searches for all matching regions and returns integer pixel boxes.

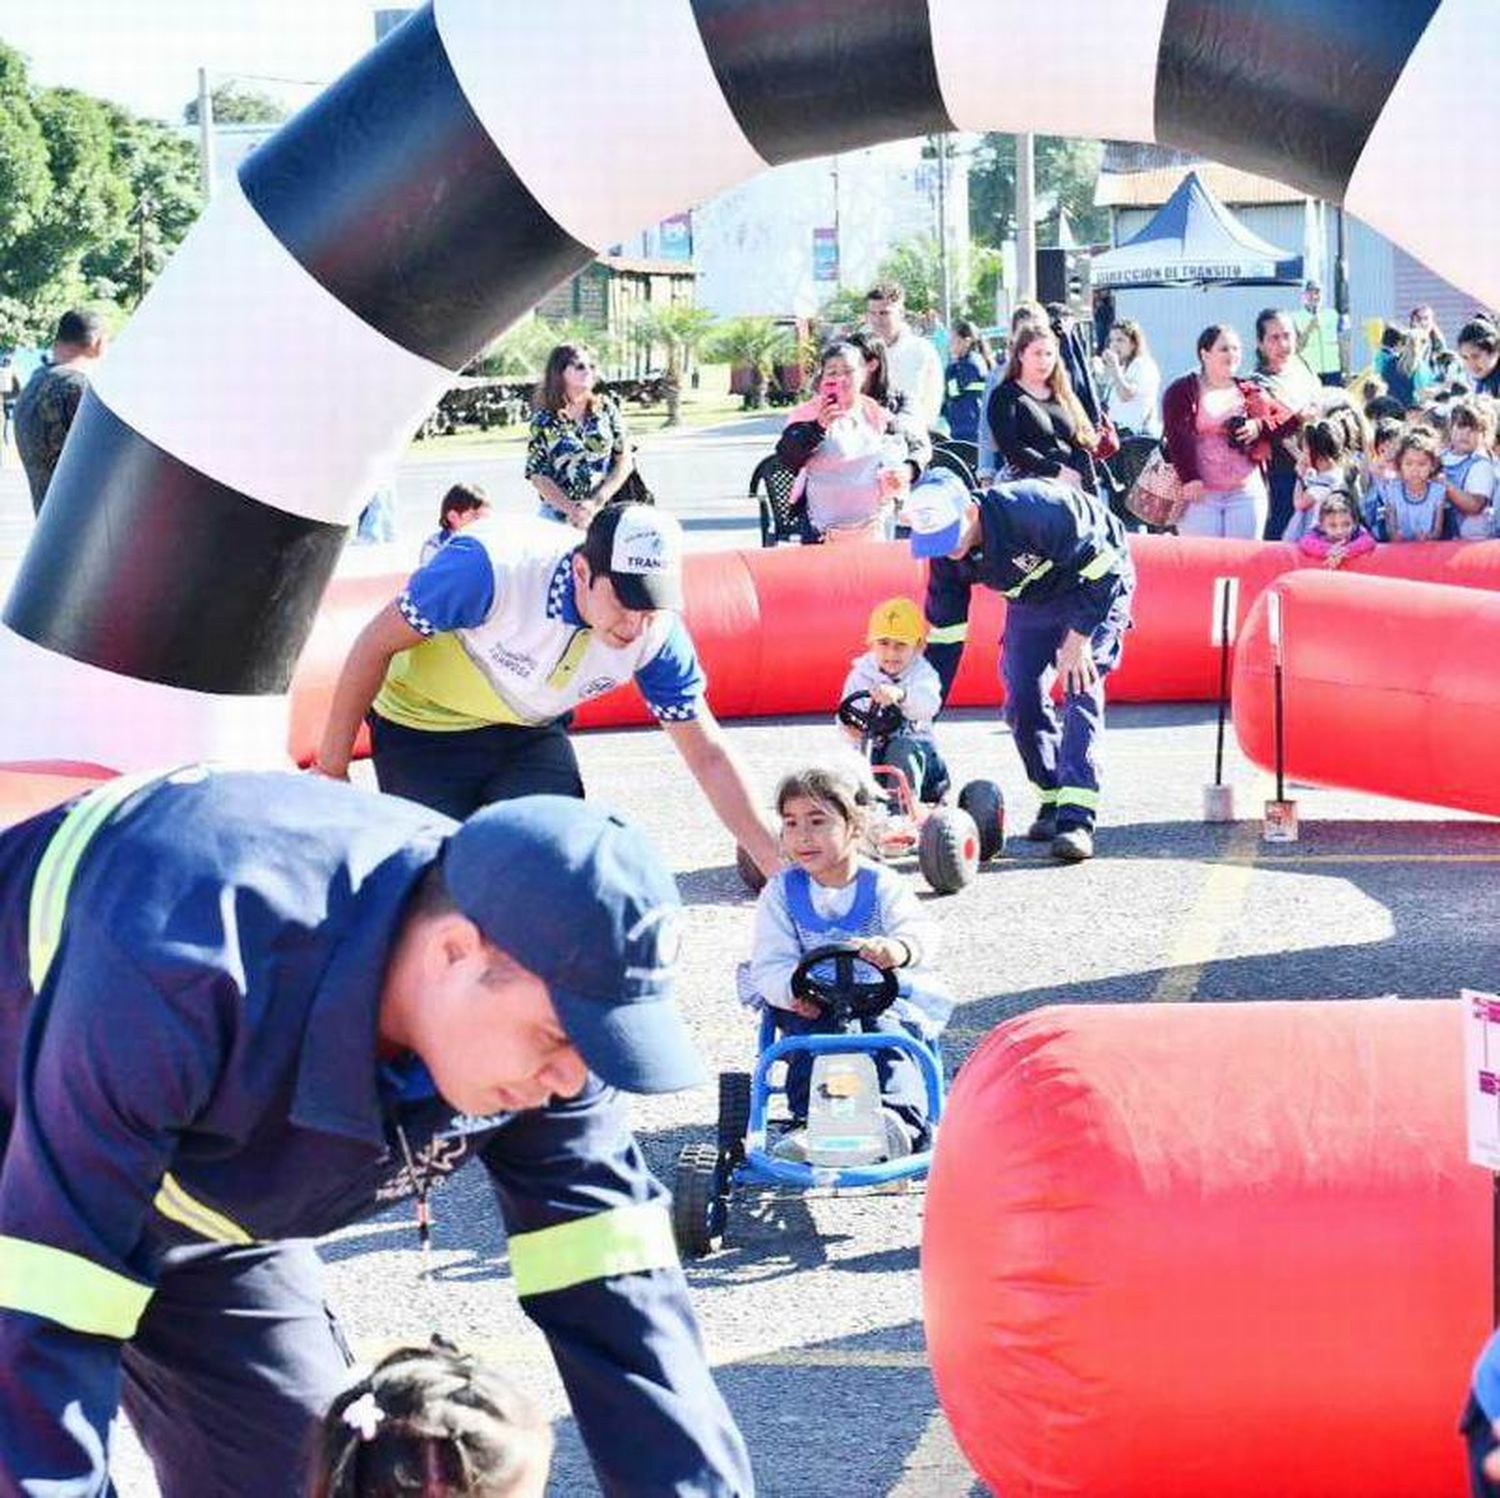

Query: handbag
[1093,413,1121,463]
[1125,446,1188,528]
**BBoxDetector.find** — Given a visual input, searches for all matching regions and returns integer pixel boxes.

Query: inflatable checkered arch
[3,0,1489,765]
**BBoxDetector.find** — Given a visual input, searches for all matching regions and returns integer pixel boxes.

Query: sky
[0,0,383,122]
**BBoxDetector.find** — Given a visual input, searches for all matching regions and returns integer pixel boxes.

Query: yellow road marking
[1150,823,1261,1003]
[887,1406,978,1497]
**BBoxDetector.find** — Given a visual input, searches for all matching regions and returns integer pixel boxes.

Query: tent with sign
[1091,170,1305,387]
[1091,170,1303,290]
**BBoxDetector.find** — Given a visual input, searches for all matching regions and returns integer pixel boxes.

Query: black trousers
[369,713,585,820]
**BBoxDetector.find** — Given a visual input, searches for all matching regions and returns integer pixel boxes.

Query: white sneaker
[772,1128,810,1163]
[881,1109,914,1161]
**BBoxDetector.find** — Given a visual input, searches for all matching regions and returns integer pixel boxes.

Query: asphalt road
[103,703,1500,1496]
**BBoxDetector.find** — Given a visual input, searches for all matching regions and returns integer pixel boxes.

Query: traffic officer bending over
[316,504,779,877]
[906,469,1135,862]
[0,769,753,1495]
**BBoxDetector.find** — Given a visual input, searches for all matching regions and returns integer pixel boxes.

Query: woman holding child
[1161,323,1295,540]
[777,341,927,543]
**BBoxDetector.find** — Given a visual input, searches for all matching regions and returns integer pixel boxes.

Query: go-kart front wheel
[672,1142,729,1259]
[917,807,980,894]
[958,779,1006,862]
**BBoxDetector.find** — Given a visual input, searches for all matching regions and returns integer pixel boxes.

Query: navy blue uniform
[0,769,751,1496]
[924,479,1135,833]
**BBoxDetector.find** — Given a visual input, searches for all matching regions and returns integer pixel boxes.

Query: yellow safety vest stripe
[1003,559,1054,598]
[508,1202,678,1299]
[27,770,164,991]
[1078,549,1119,581]
[926,623,968,645]
[0,1234,152,1340]
[1056,786,1101,810]
[153,1173,254,1245]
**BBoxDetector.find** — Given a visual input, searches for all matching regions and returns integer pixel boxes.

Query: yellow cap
[866,596,927,645]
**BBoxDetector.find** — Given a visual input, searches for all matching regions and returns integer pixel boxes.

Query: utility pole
[1016,133,1037,305]
[1333,204,1351,378]
[197,68,216,200]
[831,156,841,289]
[934,134,951,323]
[135,195,155,304]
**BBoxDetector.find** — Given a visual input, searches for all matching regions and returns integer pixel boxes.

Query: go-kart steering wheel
[837,690,905,741]
[790,943,898,1025]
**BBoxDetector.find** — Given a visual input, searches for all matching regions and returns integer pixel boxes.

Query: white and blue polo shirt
[373,517,705,732]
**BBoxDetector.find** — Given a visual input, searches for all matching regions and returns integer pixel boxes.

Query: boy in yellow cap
[837,596,949,801]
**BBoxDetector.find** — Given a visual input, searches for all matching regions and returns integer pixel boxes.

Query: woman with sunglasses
[526,344,635,528]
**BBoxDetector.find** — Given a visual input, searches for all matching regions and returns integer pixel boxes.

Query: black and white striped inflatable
[3,0,1491,766]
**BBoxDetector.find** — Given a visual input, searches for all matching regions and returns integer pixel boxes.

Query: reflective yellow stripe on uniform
[508,1202,678,1299]
[1030,784,1059,806]
[1056,786,1101,810]
[926,623,968,645]
[1078,549,1120,581]
[0,1234,152,1339]
[153,1173,253,1245]
[1003,560,1054,598]
[27,770,165,991]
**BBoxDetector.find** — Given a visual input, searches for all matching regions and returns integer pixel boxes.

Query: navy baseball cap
[905,468,975,559]
[442,797,703,1093]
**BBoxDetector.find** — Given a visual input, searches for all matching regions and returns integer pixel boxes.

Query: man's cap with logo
[904,468,974,559]
[442,796,703,1093]
[866,596,927,645]
[584,504,685,612]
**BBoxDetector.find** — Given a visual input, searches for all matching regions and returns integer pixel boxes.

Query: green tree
[969,135,1108,249]
[0,46,50,264]
[704,317,793,409]
[183,81,287,126]
[630,304,716,425]
[819,237,1001,334]
[1,87,130,321]
[84,104,203,306]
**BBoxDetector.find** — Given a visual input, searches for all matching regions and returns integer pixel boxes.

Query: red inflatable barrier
[923,1000,1486,1498]
[0,762,116,827]
[1233,570,1500,818]
[286,537,1500,764]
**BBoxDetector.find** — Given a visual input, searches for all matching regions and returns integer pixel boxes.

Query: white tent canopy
[1092,170,1304,289]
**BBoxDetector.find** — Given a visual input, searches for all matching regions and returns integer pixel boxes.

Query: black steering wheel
[790,943,898,1025]
[837,690,905,741]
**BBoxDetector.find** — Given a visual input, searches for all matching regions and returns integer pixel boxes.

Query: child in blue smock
[746,765,953,1162]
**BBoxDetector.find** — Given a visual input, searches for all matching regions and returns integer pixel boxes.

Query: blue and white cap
[904,468,975,560]
[443,796,702,1093]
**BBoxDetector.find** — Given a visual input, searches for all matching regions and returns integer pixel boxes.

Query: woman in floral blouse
[526,343,635,527]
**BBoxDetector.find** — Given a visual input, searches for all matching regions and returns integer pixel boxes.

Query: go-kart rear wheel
[735,844,767,894]
[958,779,1006,862]
[717,1071,752,1161]
[672,1142,729,1259]
[917,807,980,894]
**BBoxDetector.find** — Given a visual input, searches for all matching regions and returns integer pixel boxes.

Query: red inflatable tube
[922,1000,1487,1498]
[0,762,116,827]
[286,537,1500,764]
[1233,570,1500,818]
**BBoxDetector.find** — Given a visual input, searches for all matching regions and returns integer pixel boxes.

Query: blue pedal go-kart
[672,943,946,1259]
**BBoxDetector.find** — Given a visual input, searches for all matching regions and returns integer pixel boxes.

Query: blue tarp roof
[1091,170,1303,289]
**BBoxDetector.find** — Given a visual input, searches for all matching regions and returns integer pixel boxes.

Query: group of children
[1283,395,1498,564]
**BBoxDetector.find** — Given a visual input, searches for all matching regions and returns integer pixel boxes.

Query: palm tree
[705,317,795,410]
[631,304,718,425]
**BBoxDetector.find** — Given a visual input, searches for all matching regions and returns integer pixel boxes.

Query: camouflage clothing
[15,364,90,515]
